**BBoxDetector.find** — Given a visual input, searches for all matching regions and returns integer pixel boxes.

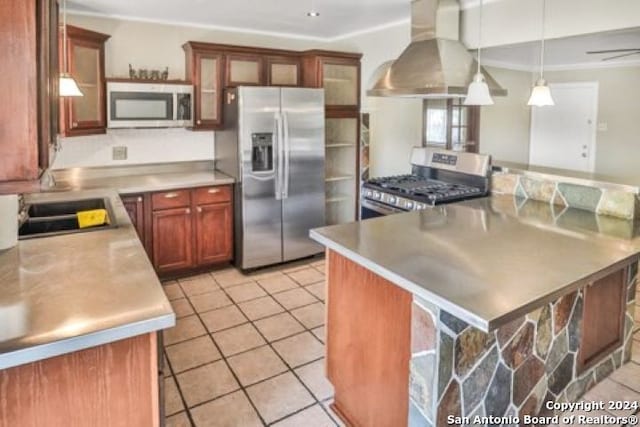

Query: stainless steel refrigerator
[216,87,326,270]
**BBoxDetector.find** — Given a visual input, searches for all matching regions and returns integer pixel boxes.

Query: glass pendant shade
[464,73,494,106]
[527,78,554,106]
[59,73,83,97]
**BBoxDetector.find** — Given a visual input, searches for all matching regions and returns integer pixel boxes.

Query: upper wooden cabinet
[225,54,264,86]
[302,51,362,110]
[59,25,110,137]
[0,0,58,189]
[184,45,224,130]
[266,56,301,87]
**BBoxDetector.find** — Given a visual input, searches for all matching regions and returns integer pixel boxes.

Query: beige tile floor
[162,257,640,427]
[162,257,341,427]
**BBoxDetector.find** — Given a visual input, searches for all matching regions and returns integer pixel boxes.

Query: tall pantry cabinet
[302,51,362,225]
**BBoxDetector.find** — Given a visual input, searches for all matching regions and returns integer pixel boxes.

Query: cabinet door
[226,54,264,87]
[266,57,300,87]
[152,207,193,273]
[578,268,626,372]
[321,60,359,108]
[194,52,223,128]
[61,27,109,136]
[121,195,145,241]
[195,203,233,265]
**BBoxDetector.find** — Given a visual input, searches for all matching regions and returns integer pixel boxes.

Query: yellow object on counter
[77,209,110,229]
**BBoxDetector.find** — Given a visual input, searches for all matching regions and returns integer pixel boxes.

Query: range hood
[368,0,507,98]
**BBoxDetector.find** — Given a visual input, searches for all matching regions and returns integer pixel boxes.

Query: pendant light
[59,0,83,97]
[528,0,554,106]
[307,0,320,17]
[464,0,493,106]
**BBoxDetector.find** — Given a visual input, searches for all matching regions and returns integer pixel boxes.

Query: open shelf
[326,194,353,203]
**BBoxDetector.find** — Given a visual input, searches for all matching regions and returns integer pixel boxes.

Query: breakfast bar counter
[310,195,639,427]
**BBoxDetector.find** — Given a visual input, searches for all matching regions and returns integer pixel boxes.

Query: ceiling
[482,27,640,71]
[67,0,412,40]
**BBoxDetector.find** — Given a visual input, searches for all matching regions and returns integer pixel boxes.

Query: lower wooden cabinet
[121,194,145,239]
[123,185,233,275]
[195,203,233,265]
[578,267,627,372]
[153,206,194,273]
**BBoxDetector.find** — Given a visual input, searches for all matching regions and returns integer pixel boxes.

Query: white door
[529,82,598,172]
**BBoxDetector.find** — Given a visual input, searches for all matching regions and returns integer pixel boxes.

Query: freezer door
[238,87,284,269]
[281,88,326,261]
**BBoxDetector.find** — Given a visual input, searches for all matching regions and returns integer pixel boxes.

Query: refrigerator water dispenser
[251,133,274,172]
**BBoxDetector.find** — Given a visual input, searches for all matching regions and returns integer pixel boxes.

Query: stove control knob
[406,201,414,209]
[365,190,372,197]
[373,191,381,200]
[389,196,396,204]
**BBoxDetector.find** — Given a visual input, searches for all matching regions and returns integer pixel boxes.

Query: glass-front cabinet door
[266,57,300,87]
[60,26,110,136]
[195,53,222,128]
[226,54,264,87]
[321,61,359,108]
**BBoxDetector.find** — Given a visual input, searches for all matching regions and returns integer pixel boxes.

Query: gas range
[361,148,491,217]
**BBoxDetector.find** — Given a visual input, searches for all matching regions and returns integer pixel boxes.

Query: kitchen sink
[19,198,117,240]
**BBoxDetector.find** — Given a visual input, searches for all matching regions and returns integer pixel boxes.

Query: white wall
[480,66,533,163]
[52,129,214,169]
[57,14,330,169]
[543,65,640,183]
[67,15,330,80]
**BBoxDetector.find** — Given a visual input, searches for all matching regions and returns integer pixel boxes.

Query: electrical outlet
[112,146,128,160]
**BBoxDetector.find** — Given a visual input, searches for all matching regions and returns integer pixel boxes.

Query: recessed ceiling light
[307,11,320,17]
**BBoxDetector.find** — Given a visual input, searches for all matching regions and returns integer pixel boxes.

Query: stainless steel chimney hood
[367,0,507,98]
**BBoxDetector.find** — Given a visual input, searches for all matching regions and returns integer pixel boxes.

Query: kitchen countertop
[493,161,640,194]
[0,189,175,370]
[54,168,234,194]
[310,195,640,332]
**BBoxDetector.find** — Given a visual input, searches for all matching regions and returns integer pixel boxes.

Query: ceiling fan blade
[602,51,640,61]
[586,48,640,54]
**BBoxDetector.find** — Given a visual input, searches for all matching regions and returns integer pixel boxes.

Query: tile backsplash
[52,128,215,169]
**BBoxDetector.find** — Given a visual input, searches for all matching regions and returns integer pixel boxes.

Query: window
[423,99,480,152]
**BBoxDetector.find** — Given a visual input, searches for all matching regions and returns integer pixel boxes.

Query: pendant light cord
[477,0,483,75]
[62,0,68,74]
[539,0,546,79]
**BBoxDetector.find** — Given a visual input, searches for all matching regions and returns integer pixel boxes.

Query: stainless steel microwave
[106,82,194,128]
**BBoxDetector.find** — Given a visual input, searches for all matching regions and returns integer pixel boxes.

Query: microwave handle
[173,93,178,122]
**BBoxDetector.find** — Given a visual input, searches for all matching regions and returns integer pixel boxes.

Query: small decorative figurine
[138,69,149,79]
[150,70,160,80]
[128,63,136,79]
[161,67,169,80]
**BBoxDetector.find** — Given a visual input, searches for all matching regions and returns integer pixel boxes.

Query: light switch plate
[112,146,128,160]
[597,122,608,132]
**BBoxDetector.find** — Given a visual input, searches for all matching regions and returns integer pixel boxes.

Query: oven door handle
[361,199,405,215]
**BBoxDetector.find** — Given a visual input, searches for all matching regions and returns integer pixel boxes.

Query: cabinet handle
[197,207,203,213]
[185,208,191,214]
[164,192,179,199]
[207,188,221,194]
[197,120,202,125]
[137,197,143,203]
[72,122,78,128]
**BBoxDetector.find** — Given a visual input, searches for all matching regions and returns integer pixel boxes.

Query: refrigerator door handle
[282,111,290,199]
[274,112,284,200]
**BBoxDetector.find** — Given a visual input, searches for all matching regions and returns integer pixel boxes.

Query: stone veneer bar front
[409,266,636,426]
[311,196,640,427]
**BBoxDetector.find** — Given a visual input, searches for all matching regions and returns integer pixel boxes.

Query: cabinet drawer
[194,185,232,205]
[152,190,191,210]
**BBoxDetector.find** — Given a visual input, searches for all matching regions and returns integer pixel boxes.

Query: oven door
[361,199,406,219]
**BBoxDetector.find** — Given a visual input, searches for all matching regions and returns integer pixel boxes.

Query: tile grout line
[175,276,270,427]
[174,263,335,426]
[163,260,336,426]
